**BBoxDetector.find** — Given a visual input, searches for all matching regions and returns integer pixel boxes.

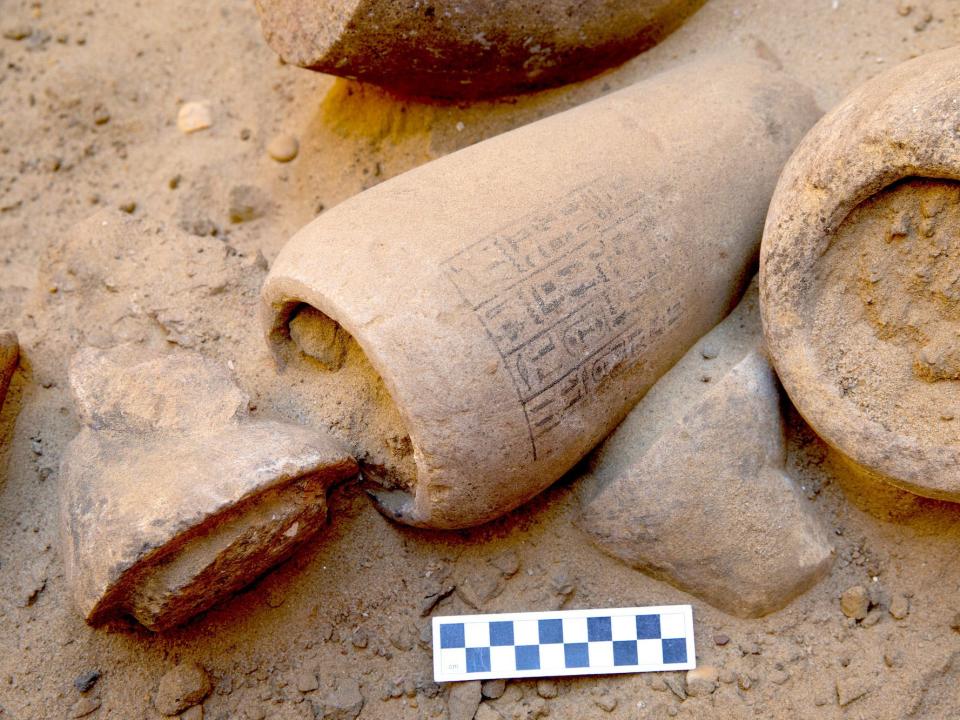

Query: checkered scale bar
[432,605,695,682]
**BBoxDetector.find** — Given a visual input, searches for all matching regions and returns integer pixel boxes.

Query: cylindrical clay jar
[762,47,960,502]
[262,54,820,529]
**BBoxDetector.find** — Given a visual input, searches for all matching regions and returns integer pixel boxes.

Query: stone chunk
[579,284,833,617]
[294,670,319,693]
[836,674,872,707]
[481,679,506,700]
[889,594,910,620]
[840,586,870,620]
[254,0,705,99]
[476,704,504,720]
[73,669,101,693]
[535,680,557,699]
[59,346,358,631]
[314,678,364,720]
[69,696,101,718]
[686,665,719,697]
[447,681,482,720]
[155,662,211,716]
[177,101,213,134]
[267,134,298,163]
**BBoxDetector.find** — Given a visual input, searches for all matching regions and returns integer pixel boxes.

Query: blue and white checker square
[435,608,691,680]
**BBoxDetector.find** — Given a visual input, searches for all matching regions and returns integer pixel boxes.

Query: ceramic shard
[59,345,358,631]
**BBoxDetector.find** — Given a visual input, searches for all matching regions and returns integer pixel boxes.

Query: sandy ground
[2,0,960,718]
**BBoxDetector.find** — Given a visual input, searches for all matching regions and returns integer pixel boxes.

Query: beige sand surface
[1,1,959,718]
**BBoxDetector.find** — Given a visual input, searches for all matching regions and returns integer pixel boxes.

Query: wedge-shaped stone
[254,0,706,100]
[59,346,357,631]
[579,286,833,617]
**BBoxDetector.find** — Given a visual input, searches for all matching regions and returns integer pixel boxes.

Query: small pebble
[480,679,505,700]
[713,633,730,646]
[475,703,503,720]
[316,621,334,642]
[594,694,617,712]
[69,696,101,718]
[295,670,319,693]
[489,550,520,577]
[267,133,299,163]
[739,640,761,655]
[119,201,137,214]
[447,681,481,720]
[840,585,870,620]
[155,662,211,716]
[663,675,686,700]
[769,669,790,685]
[73,670,101,694]
[352,628,369,649]
[92,104,110,125]
[700,343,719,359]
[836,674,872,707]
[390,626,415,652]
[177,101,213,134]
[686,665,718,697]
[536,680,557,699]
[649,675,668,692]
[861,609,883,627]
[950,612,960,632]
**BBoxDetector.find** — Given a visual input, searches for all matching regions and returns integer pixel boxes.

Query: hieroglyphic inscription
[443,183,684,458]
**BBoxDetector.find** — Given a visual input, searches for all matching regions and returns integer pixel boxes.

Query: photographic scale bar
[432,604,696,682]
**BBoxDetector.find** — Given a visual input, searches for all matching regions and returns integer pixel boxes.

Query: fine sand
[1,1,960,719]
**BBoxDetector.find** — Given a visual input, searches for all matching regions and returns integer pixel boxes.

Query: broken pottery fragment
[0,331,18,414]
[59,346,357,630]
[761,46,960,502]
[579,285,833,617]
[254,0,705,100]
[261,55,820,529]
